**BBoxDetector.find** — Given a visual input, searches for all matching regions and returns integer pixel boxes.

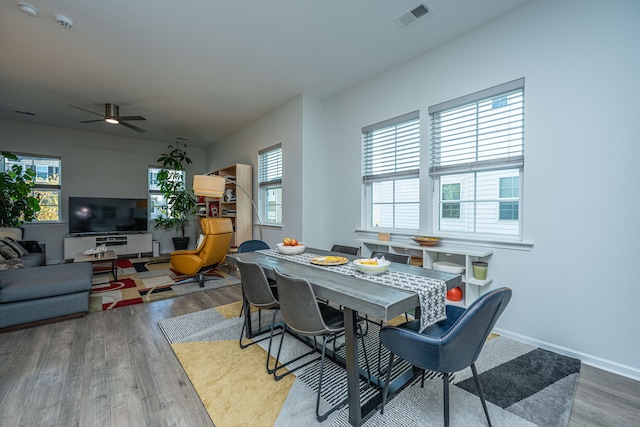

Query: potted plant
[153,142,197,250]
[0,151,41,229]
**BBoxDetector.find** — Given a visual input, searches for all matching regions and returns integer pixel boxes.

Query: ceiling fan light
[105,103,119,124]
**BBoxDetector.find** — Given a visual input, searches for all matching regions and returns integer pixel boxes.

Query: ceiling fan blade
[119,115,146,121]
[69,104,104,118]
[120,121,146,133]
[79,119,105,123]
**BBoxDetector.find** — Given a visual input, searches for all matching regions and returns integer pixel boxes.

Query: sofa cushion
[0,240,19,259]
[0,259,25,271]
[0,263,92,303]
[20,252,46,268]
[2,237,29,257]
[19,240,43,253]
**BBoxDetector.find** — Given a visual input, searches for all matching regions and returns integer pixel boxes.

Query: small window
[362,111,420,230]
[499,176,519,221]
[259,145,282,224]
[1,153,61,222]
[148,166,185,220]
[441,183,460,219]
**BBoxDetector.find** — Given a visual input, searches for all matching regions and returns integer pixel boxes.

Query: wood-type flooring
[0,281,638,426]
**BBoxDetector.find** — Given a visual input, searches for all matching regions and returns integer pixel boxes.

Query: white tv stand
[64,233,152,260]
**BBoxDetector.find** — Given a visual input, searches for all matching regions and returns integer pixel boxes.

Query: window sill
[355,229,534,252]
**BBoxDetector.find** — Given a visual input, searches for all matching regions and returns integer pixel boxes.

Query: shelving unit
[356,238,493,307]
[197,164,253,249]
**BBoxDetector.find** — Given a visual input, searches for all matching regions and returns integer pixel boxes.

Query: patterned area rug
[89,256,240,312]
[158,303,580,427]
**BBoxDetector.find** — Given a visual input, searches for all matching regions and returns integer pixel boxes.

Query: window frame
[362,111,421,231]
[1,152,62,223]
[429,78,524,239]
[148,166,185,220]
[258,144,282,226]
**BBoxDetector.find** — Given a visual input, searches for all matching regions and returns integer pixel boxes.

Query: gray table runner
[259,249,447,331]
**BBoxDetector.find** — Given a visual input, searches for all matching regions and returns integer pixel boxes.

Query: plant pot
[472,261,488,280]
[172,237,190,251]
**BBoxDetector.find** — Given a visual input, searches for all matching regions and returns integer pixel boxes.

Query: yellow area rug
[173,340,294,426]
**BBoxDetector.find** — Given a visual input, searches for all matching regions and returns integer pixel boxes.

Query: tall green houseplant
[154,142,197,250]
[0,151,41,228]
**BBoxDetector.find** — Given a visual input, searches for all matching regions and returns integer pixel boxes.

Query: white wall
[206,0,640,378]
[320,0,640,378]
[206,96,304,248]
[0,119,206,261]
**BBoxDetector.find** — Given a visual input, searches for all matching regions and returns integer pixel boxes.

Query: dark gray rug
[159,309,580,427]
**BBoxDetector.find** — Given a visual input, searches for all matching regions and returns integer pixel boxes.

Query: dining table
[227,246,461,426]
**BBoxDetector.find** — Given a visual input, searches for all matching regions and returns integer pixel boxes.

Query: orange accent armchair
[170,217,233,287]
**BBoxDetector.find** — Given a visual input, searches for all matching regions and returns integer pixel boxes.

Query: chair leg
[272,329,320,381]
[443,372,450,427]
[380,352,395,415]
[357,323,372,387]
[471,363,492,427]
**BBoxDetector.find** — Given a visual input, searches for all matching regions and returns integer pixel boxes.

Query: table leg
[344,307,362,426]
[112,259,118,280]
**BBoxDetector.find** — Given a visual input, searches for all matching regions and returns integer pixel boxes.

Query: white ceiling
[0,0,531,146]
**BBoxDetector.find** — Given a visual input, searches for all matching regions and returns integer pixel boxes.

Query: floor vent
[395,2,432,28]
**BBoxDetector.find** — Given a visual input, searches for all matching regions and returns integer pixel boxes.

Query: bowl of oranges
[276,237,306,255]
[353,257,391,275]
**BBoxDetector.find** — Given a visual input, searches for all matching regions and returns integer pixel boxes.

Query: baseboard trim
[494,328,640,382]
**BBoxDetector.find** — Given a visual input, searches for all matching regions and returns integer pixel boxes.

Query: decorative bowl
[276,243,306,255]
[353,258,391,275]
[412,236,441,247]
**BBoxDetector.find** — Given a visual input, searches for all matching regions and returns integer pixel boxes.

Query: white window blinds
[362,111,420,183]
[258,144,282,186]
[429,78,524,177]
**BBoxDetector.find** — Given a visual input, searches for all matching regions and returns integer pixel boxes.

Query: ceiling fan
[70,103,147,133]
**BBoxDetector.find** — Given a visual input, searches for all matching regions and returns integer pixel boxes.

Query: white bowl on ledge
[276,243,306,255]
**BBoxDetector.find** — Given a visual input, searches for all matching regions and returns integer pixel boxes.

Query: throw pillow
[1,237,29,257]
[0,240,19,259]
[0,258,25,271]
[0,227,23,241]
[18,240,43,253]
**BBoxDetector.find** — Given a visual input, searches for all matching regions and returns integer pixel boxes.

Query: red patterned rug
[88,256,240,312]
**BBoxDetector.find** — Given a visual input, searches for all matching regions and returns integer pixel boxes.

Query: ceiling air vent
[395,2,432,28]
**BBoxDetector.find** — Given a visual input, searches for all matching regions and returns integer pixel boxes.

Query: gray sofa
[0,247,93,330]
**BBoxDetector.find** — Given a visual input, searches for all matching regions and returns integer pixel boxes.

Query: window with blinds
[362,111,420,230]
[429,78,524,237]
[258,144,282,224]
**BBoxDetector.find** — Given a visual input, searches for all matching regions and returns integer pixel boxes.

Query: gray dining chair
[237,258,283,374]
[370,251,411,265]
[273,268,371,422]
[331,244,360,256]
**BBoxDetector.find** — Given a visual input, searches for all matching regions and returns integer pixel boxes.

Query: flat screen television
[69,197,148,235]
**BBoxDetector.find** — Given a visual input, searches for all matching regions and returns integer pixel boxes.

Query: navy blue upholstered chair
[238,239,270,253]
[379,287,512,427]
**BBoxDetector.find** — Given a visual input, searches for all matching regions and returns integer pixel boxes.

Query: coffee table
[74,250,119,280]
